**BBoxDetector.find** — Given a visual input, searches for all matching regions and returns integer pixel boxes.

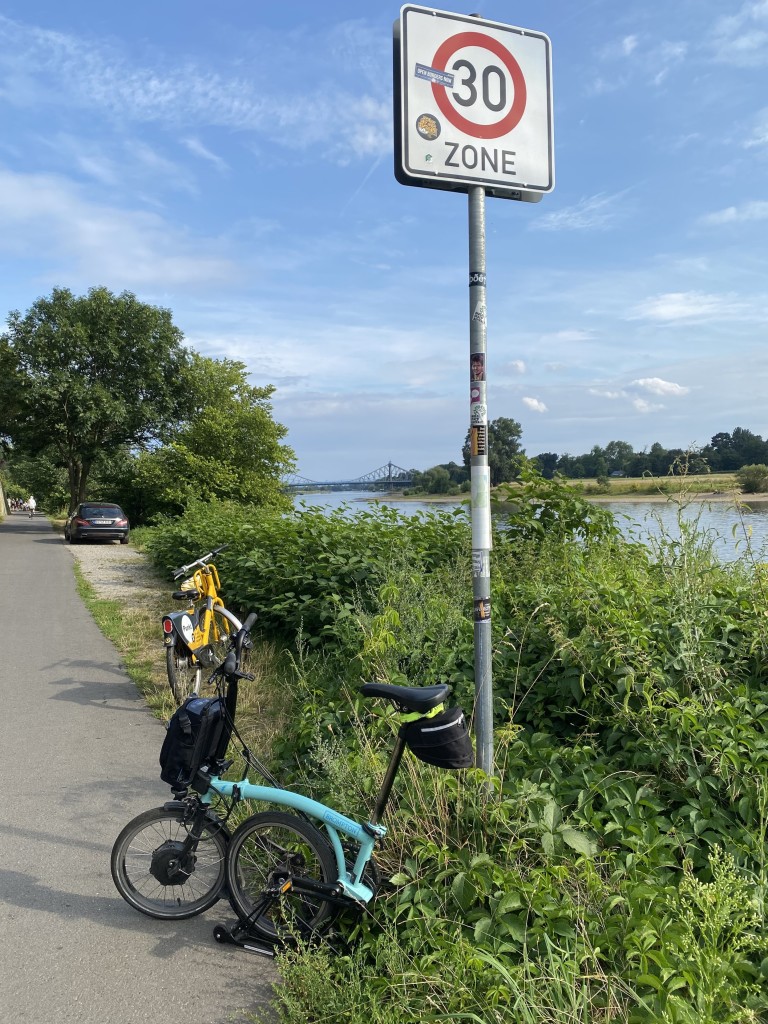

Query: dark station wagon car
[64,502,130,544]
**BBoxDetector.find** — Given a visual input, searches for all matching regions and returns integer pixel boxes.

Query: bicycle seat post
[359,681,451,825]
[369,732,407,825]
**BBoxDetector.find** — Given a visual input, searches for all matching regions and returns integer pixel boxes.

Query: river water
[292,489,768,563]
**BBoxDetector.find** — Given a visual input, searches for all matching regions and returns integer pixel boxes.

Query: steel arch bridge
[283,461,412,491]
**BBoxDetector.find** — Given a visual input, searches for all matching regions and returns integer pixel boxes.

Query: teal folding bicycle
[111,614,473,954]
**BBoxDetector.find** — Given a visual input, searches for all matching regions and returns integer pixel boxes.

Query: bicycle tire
[226,811,337,941]
[166,644,203,705]
[111,806,228,920]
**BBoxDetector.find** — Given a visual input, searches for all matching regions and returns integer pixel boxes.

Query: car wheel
[120,536,129,545]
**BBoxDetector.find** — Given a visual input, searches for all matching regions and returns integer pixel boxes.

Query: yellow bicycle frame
[179,563,232,656]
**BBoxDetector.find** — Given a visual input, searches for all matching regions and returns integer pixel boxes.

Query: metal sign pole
[394,5,555,779]
[468,185,494,776]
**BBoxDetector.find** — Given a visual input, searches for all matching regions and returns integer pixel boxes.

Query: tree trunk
[67,459,89,512]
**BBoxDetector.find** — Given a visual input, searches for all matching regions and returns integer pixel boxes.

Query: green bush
[144,497,469,649]
[736,464,768,494]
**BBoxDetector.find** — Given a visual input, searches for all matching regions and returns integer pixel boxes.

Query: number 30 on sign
[394,5,554,201]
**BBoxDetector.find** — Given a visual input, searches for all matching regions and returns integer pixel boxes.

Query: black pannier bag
[159,696,232,791]
[399,705,474,769]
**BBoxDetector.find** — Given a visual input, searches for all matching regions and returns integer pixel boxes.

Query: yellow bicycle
[161,545,243,705]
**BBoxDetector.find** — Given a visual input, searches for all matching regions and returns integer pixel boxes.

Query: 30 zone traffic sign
[394,5,554,200]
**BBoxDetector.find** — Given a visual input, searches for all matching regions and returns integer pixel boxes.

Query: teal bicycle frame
[202,778,387,904]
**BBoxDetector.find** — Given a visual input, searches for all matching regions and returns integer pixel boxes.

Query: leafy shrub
[144,497,469,649]
[736,464,768,494]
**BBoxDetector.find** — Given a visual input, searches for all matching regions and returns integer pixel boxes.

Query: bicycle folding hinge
[362,821,386,840]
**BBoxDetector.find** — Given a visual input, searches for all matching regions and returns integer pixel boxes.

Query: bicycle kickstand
[212,893,278,957]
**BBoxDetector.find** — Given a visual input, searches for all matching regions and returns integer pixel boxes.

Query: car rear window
[81,505,123,516]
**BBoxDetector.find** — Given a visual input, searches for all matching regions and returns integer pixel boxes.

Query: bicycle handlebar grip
[242,611,257,632]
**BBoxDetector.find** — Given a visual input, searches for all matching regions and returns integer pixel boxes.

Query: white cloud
[745,109,768,147]
[601,34,639,60]
[651,41,687,85]
[699,201,768,225]
[586,75,627,96]
[711,0,768,66]
[522,396,547,413]
[507,359,526,374]
[632,398,662,413]
[594,33,686,89]
[628,291,742,322]
[0,15,391,163]
[182,137,229,172]
[589,388,625,399]
[533,192,629,232]
[629,377,689,397]
[0,165,237,289]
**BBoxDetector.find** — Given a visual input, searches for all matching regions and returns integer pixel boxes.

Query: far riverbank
[364,489,768,506]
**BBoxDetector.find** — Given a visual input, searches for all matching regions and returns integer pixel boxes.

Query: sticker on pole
[394,5,554,200]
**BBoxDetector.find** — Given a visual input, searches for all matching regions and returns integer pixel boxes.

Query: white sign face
[397,5,554,198]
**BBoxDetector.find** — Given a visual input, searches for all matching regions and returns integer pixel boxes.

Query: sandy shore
[366,490,768,506]
[586,491,768,504]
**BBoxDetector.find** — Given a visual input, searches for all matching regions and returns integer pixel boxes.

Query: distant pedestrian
[28,495,36,518]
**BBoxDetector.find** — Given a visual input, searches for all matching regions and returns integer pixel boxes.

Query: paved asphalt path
[0,513,276,1024]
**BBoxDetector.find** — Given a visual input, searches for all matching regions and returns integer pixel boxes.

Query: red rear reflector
[162,619,174,634]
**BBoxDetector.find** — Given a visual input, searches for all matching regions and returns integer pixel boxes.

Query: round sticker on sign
[416,113,441,140]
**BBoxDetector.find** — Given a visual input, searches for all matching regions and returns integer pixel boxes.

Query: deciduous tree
[0,286,189,510]
[128,353,295,518]
[463,416,524,485]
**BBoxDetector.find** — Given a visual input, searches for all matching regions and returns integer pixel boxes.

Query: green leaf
[561,827,597,858]
[388,873,410,886]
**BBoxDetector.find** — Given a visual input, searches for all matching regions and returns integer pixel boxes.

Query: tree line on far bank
[406,420,768,495]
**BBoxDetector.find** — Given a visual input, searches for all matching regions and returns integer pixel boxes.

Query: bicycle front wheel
[226,811,337,941]
[166,644,203,705]
[111,806,228,920]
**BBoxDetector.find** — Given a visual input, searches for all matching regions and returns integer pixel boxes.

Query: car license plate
[93,519,113,525]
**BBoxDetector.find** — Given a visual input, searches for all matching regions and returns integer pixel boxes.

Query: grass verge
[70,549,295,752]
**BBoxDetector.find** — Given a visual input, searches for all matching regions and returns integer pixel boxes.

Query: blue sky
[0,1,766,480]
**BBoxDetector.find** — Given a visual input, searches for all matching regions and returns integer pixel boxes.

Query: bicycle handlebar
[172,544,228,579]
[214,611,258,684]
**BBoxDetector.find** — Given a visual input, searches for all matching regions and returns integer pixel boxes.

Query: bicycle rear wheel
[111,806,228,920]
[166,644,203,705]
[226,811,337,941]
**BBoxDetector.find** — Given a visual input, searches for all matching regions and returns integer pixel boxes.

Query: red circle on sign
[431,31,527,140]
